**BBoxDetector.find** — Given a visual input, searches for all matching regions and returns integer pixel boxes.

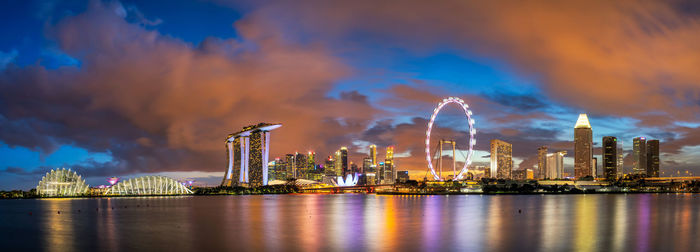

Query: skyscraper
[574,114,593,179]
[334,150,343,177]
[340,147,349,176]
[490,139,512,179]
[384,146,395,184]
[324,155,336,177]
[362,157,372,173]
[369,144,377,167]
[602,136,618,180]
[546,151,566,179]
[537,146,548,179]
[647,140,660,177]
[592,157,598,178]
[285,154,295,179]
[633,137,647,175]
[295,152,307,179]
[617,140,624,178]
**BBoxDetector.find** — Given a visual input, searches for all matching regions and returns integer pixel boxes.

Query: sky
[1,0,700,189]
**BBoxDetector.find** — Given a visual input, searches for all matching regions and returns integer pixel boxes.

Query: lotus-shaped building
[336,173,359,187]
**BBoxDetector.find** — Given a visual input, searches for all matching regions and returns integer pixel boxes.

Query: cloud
[0,2,377,177]
[0,49,18,69]
[238,0,700,125]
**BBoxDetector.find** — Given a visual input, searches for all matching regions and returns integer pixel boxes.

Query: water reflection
[1,194,697,251]
[41,199,75,252]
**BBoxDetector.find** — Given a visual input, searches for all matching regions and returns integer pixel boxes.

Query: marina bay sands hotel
[221,123,281,187]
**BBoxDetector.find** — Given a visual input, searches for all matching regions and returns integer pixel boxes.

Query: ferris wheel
[425,97,476,181]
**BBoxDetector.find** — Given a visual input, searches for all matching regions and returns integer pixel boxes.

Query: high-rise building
[546,151,566,179]
[617,140,624,178]
[633,137,647,175]
[490,139,512,179]
[396,171,409,183]
[285,154,295,179]
[592,157,598,178]
[334,150,343,177]
[369,145,377,167]
[308,151,316,170]
[340,147,349,176]
[537,146,548,179]
[646,140,659,177]
[384,146,395,184]
[602,136,617,180]
[574,114,593,179]
[295,152,307,179]
[362,157,372,174]
[324,156,336,177]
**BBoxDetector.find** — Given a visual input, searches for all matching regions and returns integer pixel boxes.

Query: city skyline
[3,1,700,189]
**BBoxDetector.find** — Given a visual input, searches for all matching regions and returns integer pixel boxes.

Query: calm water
[1,194,698,251]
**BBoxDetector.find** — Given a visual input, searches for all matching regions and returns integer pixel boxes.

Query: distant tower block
[222,123,281,187]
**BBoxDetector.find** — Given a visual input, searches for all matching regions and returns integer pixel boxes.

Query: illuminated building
[340,147,349,176]
[222,123,281,187]
[362,157,372,173]
[646,140,660,177]
[574,114,593,179]
[537,146,548,179]
[106,176,192,195]
[490,139,512,179]
[633,137,647,175]
[546,151,566,179]
[617,140,624,177]
[396,171,409,183]
[36,168,89,197]
[384,146,395,184]
[602,136,618,180]
[325,155,336,176]
[308,151,316,172]
[526,169,534,180]
[285,154,295,179]
[365,172,377,185]
[295,152,307,179]
[592,157,598,178]
[334,150,343,176]
[349,162,357,174]
[378,162,385,182]
[369,144,377,167]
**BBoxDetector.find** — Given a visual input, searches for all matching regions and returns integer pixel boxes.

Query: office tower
[369,144,377,167]
[602,136,617,180]
[285,154,296,179]
[334,150,343,177]
[574,114,593,179]
[546,151,566,179]
[324,156,336,177]
[385,146,395,184]
[490,139,513,179]
[340,147,349,176]
[513,169,527,180]
[350,163,359,174]
[617,140,624,178]
[526,169,534,180]
[295,152,307,179]
[633,137,647,175]
[537,146,548,179]
[646,140,660,177]
[363,157,372,173]
[396,171,409,183]
[308,151,315,170]
[592,157,598,178]
[378,162,385,182]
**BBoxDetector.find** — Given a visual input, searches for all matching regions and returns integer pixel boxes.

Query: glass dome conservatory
[36,168,89,197]
[105,176,193,196]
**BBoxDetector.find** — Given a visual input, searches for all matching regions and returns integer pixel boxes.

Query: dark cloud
[485,91,549,111]
[0,2,376,179]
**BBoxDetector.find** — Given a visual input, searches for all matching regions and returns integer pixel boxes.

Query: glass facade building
[574,114,593,179]
[490,139,512,179]
[106,176,192,195]
[36,168,89,197]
